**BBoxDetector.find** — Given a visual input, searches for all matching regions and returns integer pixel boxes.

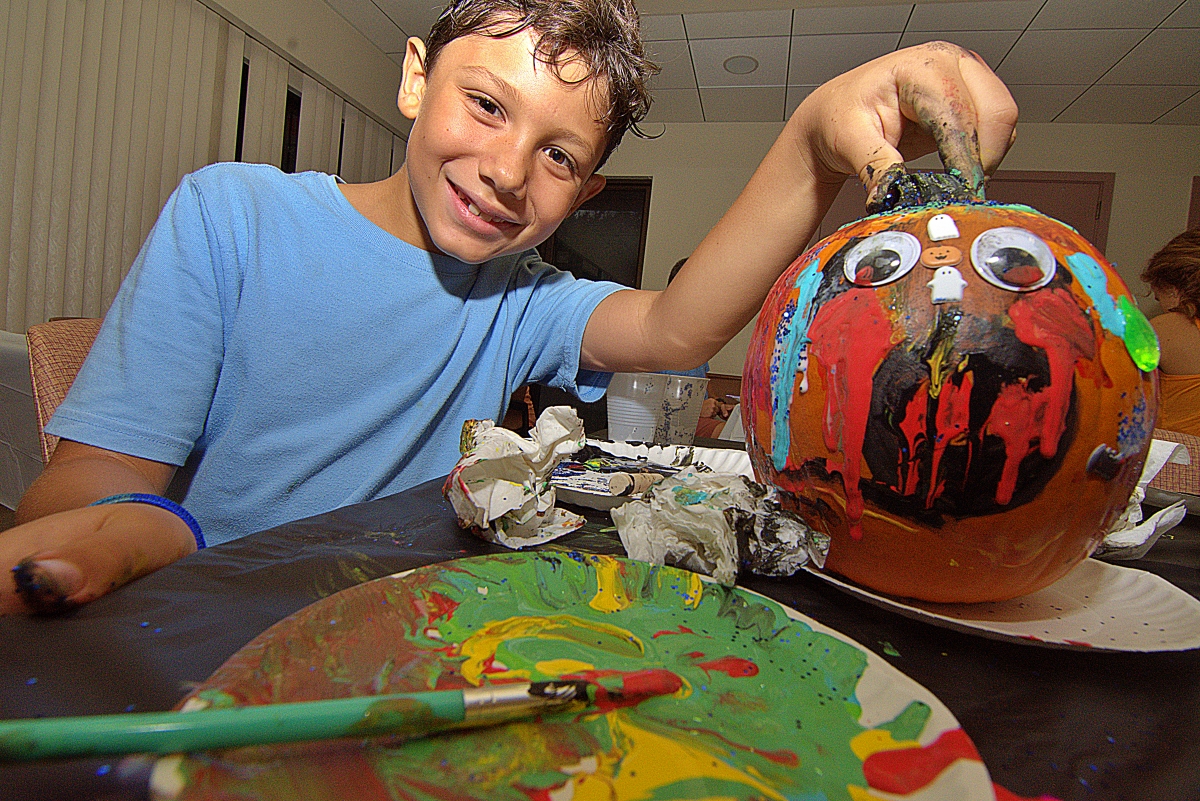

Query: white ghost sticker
[927,213,960,241]
[928,266,968,304]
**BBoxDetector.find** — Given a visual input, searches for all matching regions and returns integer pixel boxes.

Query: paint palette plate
[803,558,1200,652]
[552,439,754,510]
[151,552,996,800]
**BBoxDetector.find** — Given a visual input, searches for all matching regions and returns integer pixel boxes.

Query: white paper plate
[552,439,754,510]
[803,558,1200,652]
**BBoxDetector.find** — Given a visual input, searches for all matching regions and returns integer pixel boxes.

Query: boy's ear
[570,173,607,215]
[397,37,428,120]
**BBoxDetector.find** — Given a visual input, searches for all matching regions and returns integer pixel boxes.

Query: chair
[26,318,102,464]
[1145,427,1200,512]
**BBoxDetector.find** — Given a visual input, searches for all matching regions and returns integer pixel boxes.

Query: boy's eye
[545,147,576,173]
[471,95,500,116]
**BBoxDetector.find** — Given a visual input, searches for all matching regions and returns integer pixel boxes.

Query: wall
[198,0,407,134]
[604,121,1200,375]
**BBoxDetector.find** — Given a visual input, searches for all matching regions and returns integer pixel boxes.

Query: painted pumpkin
[743,172,1159,603]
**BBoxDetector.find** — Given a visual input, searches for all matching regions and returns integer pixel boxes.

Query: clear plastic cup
[607,372,709,445]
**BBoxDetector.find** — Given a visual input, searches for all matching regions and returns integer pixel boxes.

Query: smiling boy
[1,0,1016,613]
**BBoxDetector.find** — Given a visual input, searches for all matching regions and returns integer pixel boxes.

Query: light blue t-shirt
[48,163,624,544]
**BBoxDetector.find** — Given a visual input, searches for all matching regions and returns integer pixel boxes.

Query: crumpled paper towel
[611,471,827,585]
[1094,439,1189,561]
[443,406,586,548]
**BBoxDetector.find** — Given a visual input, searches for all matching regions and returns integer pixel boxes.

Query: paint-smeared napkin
[611,471,827,585]
[1094,439,1189,561]
[443,406,586,548]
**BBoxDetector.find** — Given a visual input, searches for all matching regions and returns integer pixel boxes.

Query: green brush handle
[0,689,471,760]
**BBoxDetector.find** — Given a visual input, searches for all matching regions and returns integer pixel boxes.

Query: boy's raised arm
[0,442,195,614]
[580,42,1017,374]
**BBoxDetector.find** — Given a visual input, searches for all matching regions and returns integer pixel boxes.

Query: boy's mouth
[453,185,515,227]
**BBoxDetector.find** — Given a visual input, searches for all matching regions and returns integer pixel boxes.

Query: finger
[893,43,986,197]
[2,505,195,614]
[956,50,1018,176]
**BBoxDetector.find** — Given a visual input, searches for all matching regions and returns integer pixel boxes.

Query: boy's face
[395,29,609,264]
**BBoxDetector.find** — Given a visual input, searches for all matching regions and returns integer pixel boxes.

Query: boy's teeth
[468,202,481,217]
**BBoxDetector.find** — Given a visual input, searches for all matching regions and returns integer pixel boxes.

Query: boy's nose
[479,141,529,200]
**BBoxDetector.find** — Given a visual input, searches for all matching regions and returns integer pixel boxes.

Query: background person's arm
[580,42,1017,373]
[1,440,193,614]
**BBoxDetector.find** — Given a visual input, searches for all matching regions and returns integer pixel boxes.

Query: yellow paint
[562,713,788,801]
[457,614,644,684]
[535,658,595,675]
[588,555,632,612]
[849,729,920,761]
[926,335,957,398]
[847,785,888,801]
[681,571,704,609]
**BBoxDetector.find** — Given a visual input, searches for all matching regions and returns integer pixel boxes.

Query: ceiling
[322,0,1200,124]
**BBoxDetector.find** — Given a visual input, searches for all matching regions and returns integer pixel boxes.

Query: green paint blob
[1119,295,1161,371]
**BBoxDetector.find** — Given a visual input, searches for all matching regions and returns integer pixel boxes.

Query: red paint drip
[563,668,682,714]
[1064,640,1094,648]
[809,289,896,539]
[1008,289,1095,459]
[862,726,981,795]
[926,371,973,508]
[897,382,929,496]
[651,625,697,638]
[694,656,759,678]
[984,291,1094,506]
[684,650,706,659]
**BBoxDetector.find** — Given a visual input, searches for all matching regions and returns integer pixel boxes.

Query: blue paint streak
[1067,252,1124,337]
[772,258,824,471]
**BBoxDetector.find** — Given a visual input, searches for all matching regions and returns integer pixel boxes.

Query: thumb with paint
[1,503,197,615]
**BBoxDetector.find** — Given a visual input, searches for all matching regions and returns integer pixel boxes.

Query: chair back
[26,318,102,464]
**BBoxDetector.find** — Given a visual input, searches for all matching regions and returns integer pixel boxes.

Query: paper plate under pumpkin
[743,171,1160,603]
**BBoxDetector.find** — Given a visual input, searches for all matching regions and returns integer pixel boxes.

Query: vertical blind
[1,0,403,333]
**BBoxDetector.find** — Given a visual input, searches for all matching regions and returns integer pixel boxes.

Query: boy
[1,0,1016,613]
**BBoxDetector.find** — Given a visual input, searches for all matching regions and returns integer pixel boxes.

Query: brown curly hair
[1141,230,1200,319]
[423,0,657,170]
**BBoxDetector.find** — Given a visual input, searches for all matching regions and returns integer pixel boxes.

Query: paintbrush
[0,669,681,761]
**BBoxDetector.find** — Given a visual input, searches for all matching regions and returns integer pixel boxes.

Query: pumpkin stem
[866,167,978,215]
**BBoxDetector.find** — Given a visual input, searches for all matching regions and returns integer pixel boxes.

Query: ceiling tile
[897,30,1021,69]
[785,85,819,118]
[1101,28,1200,85]
[1056,84,1199,123]
[1164,0,1200,28]
[372,0,442,39]
[1005,84,1088,122]
[996,28,1147,85]
[644,87,704,123]
[1156,88,1200,124]
[647,40,697,90]
[683,9,792,39]
[1030,0,1182,30]
[325,0,407,52]
[788,33,903,85]
[690,36,790,87]
[641,14,686,41]
[908,1,1041,32]
[791,4,913,34]
[700,86,786,121]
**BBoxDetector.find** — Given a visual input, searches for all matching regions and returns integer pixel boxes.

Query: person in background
[1142,230,1200,436]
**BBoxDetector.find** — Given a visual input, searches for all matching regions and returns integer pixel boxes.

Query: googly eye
[841,231,922,287]
[970,227,1056,291]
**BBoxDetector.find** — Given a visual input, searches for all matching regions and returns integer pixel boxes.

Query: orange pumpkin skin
[743,199,1158,603]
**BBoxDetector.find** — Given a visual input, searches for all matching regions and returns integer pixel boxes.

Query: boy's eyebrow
[459,65,601,167]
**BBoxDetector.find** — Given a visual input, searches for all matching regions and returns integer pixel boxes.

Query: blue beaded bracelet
[89,493,206,550]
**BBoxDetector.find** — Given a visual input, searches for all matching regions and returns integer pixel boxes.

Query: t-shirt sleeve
[45,172,227,465]
[508,254,627,403]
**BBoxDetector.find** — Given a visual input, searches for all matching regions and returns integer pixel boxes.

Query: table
[2,476,1198,801]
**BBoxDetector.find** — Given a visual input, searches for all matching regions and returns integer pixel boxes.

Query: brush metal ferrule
[461,680,588,721]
